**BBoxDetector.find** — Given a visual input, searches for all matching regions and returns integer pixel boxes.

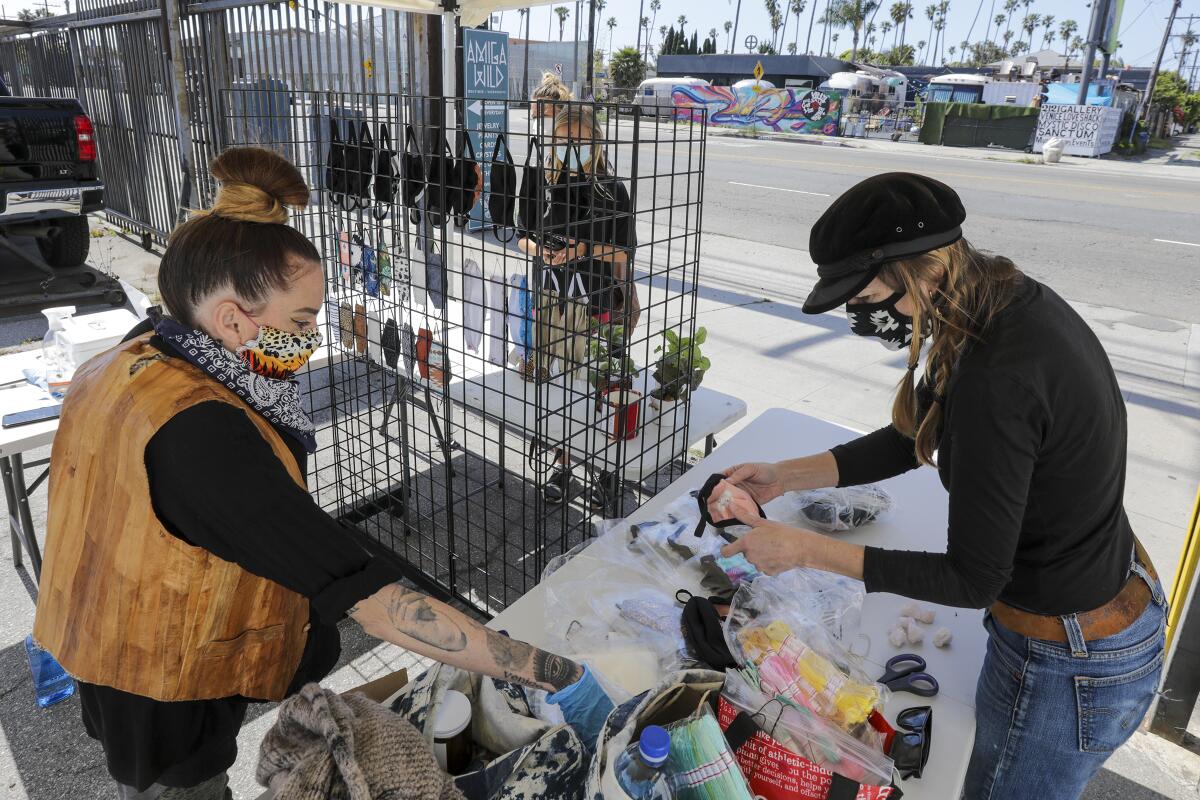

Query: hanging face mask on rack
[488,134,517,241]
[402,123,425,226]
[845,292,914,351]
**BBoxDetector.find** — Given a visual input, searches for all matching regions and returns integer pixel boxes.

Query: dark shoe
[588,471,615,513]
[544,468,570,505]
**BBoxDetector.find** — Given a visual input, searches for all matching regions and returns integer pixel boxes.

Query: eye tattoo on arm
[485,631,581,691]
[386,587,469,653]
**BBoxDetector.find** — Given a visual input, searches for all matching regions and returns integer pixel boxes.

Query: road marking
[706,151,1199,199]
[729,181,831,196]
[1154,238,1200,248]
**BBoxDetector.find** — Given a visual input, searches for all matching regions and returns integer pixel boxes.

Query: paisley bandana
[154,315,318,453]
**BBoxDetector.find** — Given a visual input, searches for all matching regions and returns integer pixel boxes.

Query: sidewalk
[702,124,1200,182]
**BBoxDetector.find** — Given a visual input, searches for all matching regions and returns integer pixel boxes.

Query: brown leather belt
[989,538,1158,644]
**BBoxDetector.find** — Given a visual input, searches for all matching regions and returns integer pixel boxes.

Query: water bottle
[25,635,75,708]
[615,725,675,799]
[41,306,75,397]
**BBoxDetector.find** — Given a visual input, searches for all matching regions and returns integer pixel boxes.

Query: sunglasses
[889,705,932,780]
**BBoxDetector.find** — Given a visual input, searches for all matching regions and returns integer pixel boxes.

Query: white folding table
[491,407,987,799]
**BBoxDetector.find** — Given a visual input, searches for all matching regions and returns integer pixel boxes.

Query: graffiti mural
[672,84,843,135]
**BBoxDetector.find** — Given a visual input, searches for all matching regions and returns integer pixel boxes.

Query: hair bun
[206,146,310,225]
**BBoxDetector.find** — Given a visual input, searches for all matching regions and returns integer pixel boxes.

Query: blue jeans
[964,564,1166,800]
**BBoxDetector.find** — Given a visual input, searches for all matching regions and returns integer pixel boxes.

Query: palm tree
[649,0,661,44]
[709,26,719,52]
[724,19,733,52]
[788,41,798,53]
[934,13,946,63]
[948,44,956,62]
[1021,13,1038,52]
[1058,19,1076,56]
[820,0,834,55]
[607,16,617,53]
[636,0,645,55]
[555,5,570,41]
[791,0,806,51]
[1039,13,1054,49]
[677,14,687,36]
[828,0,881,61]
[896,1,913,50]
[993,12,1005,43]
[831,32,840,54]
[641,16,651,56]
[764,0,782,51]
[733,0,745,52]
[923,4,936,63]
[808,0,827,53]
[935,0,948,66]
[1065,34,1083,69]
[1002,0,1018,43]
[881,19,893,49]
[519,8,531,97]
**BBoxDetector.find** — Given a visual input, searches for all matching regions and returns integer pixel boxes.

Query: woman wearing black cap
[712,172,1166,799]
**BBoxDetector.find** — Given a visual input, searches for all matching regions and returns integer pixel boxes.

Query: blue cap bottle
[639,725,671,768]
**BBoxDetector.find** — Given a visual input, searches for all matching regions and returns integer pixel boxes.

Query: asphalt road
[505,112,1200,323]
[695,139,1200,324]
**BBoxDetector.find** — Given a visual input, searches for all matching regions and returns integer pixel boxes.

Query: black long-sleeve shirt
[78,325,403,790]
[831,277,1134,615]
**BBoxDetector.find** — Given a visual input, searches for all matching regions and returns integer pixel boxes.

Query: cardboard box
[344,667,409,704]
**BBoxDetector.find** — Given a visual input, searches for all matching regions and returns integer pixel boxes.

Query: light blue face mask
[554,143,592,171]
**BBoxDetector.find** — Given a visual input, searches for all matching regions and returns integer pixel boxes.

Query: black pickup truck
[0,79,103,269]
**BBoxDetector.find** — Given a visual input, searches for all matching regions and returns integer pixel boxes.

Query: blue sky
[493,0,1198,70]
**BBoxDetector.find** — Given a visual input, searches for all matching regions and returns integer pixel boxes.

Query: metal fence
[0,5,709,617]
[226,90,706,613]
[839,100,925,143]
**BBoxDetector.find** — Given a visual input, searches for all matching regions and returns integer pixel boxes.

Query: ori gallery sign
[672,84,842,135]
[1033,104,1122,157]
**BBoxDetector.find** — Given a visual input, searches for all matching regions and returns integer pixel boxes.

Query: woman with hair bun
[33,147,611,799]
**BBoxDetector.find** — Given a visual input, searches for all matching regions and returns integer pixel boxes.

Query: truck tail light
[74,114,97,162]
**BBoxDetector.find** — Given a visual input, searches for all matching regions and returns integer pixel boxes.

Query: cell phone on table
[2,404,62,428]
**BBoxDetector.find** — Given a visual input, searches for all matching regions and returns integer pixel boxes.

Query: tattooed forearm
[487,632,580,691]
[486,631,534,671]
[385,586,469,653]
[351,584,582,692]
[534,650,583,691]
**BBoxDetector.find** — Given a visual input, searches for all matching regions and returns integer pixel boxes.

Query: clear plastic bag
[665,703,756,799]
[722,669,893,787]
[778,485,894,533]
[722,572,886,736]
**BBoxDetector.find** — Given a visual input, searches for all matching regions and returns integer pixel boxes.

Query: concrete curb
[702,125,1200,181]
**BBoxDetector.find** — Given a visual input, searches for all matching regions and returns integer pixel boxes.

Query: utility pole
[1133,0,1181,142]
[1076,0,1110,105]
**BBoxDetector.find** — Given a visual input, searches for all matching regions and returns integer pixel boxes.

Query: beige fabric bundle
[258,682,465,800]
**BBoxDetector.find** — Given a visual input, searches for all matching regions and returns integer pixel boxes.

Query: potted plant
[649,326,711,424]
[586,322,642,440]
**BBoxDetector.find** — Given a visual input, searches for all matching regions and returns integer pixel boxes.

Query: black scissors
[878,653,940,697]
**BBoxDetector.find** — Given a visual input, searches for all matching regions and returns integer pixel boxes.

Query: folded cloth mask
[681,594,739,671]
[693,472,767,539]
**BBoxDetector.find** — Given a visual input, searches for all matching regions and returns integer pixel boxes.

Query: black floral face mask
[846,292,913,351]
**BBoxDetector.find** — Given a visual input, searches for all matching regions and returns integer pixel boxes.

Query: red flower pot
[600,387,642,441]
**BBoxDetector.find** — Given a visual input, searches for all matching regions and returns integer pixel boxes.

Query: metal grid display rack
[227,90,707,617]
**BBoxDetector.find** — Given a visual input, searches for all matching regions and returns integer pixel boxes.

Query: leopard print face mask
[238,318,323,380]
